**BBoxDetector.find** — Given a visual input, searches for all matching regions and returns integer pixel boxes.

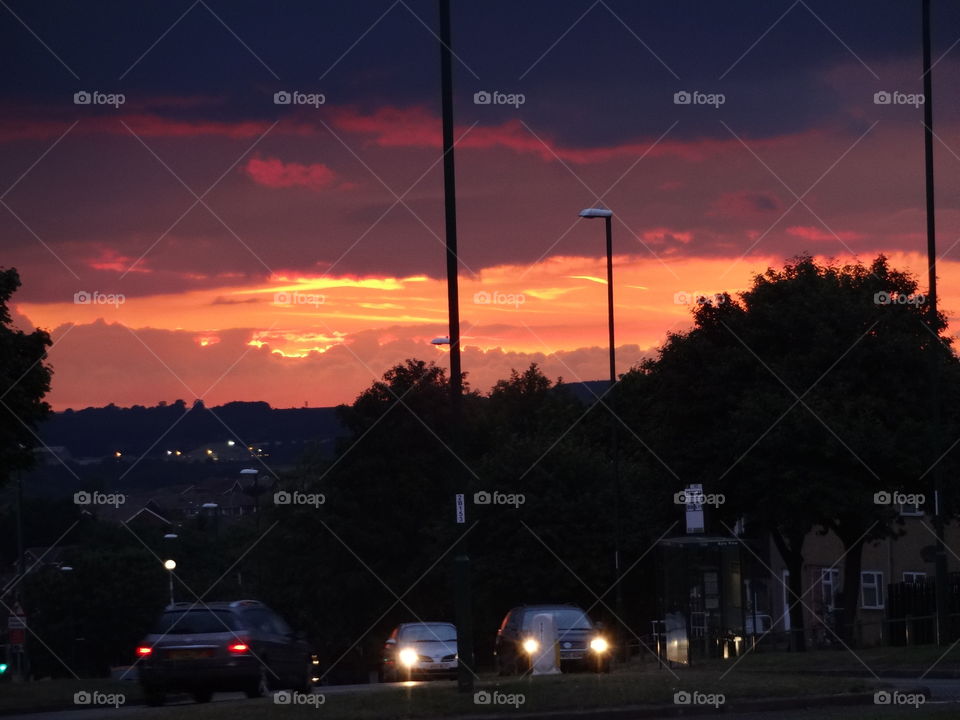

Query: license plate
[426,662,446,669]
[168,649,212,660]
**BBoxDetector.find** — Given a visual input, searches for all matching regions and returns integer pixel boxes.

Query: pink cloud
[709,190,783,217]
[244,155,337,190]
[786,225,865,242]
[0,112,315,142]
[330,106,819,165]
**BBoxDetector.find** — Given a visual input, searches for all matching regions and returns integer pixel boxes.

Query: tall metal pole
[16,470,24,589]
[438,0,472,692]
[921,0,949,647]
[604,216,625,659]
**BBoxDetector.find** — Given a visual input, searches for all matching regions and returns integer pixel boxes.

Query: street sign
[8,604,26,645]
[8,603,25,629]
[684,484,704,534]
[455,494,465,524]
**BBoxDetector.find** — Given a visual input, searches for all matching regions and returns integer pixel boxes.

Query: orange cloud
[17,251,960,410]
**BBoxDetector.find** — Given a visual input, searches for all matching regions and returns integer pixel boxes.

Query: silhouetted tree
[0,268,53,490]
[617,255,960,649]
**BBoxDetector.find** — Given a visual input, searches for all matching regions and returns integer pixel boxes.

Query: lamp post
[578,207,624,659]
[438,0,473,693]
[163,559,176,606]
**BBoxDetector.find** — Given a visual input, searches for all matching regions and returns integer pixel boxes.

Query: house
[765,510,960,647]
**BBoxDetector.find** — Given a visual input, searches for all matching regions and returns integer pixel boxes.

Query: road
[5,679,959,720]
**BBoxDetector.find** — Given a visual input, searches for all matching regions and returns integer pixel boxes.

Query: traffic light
[0,663,8,674]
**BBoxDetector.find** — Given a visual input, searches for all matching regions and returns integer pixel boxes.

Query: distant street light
[163,559,176,606]
[578,206,624,659]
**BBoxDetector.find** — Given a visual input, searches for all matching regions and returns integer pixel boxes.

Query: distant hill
[39,400,344,460]
[561,380,613,404]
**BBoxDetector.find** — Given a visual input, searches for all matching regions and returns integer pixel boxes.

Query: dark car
[380,622,458,682]
[137,600,312,705]
[494,604,610,675]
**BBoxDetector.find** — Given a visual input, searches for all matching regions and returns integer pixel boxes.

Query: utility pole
[438,0,473,693]
[921,0,949,647]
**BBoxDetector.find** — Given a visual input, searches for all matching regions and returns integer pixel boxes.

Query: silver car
[380,622,458,682]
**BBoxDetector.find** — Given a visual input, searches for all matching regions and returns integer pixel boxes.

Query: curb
[442,691,885,720]
[770,668,960,679]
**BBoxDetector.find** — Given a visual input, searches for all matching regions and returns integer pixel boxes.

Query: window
[861,571,884,609]
[243,608,278,633]
[521,608,591,632]
[898,501,924,517]
[152,609,239,634]
[903,572,926,584]
[821,568,841,611]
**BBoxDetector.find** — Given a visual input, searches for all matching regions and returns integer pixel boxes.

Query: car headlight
[590,636,609,653]
[398,647,418,667]
[522,637,540,655]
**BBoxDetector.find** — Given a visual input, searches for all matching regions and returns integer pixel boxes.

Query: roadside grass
[0,678,140,715]
[684,643,960,675]
[71,669,871,720]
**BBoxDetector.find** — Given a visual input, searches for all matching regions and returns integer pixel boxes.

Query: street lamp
[163,559,176,606]
[578,207,624,659]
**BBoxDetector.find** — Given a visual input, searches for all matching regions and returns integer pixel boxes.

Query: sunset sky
[4,0,960,410]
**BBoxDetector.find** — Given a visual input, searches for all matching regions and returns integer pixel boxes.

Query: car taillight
[136,646,152,657]
[228,642,250,654]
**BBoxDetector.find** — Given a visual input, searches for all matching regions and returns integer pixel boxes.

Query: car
[494,604,610,675]
[136,600,312,705]
[380,622,458,682]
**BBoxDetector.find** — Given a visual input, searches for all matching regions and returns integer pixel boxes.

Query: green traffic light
[0,663,7,674]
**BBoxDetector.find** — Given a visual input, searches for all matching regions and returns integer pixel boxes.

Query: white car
[380,622,458,682]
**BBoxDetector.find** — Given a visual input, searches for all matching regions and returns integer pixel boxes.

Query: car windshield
[400,624,456,643]
[152,609,239,634]
[522,608,592,631]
